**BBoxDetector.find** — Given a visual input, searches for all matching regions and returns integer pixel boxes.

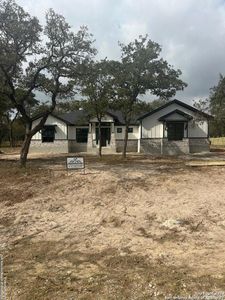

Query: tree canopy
[208,74,225,136]
[0,0,96,165]
[0,1,189,163]
[79,60,114,156]
[111,35,187,157]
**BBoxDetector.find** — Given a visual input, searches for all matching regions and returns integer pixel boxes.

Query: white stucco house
[30,99,212,155]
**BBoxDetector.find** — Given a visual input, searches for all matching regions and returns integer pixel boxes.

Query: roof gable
[138,99,212,120]
[158,109,193,121]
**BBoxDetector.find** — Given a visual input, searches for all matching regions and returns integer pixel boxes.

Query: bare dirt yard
[1,151,225,299]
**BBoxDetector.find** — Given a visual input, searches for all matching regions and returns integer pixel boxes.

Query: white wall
[32,115,67,140]
[115,126,139,139]
[68,126,89,140]
[141,103,208,138]
[188,120,208,138]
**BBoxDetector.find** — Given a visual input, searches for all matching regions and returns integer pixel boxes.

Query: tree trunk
[9,122,13,147]
[20,121,33,167]
[20,132,32,167]
[19,111,52,167]
[122,123,129,159]
[98,121,102,157]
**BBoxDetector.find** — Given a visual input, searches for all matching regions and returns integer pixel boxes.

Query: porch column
[110,122,116,151]
[87,123,93,151]
[138,124,141,153]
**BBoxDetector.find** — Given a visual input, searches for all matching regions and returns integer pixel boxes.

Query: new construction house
[30,99,212,155]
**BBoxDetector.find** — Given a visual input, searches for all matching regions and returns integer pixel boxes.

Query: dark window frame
[42,125,55,143]
[117,128,122,133]
[167,121,184,141]
[128,127,133,133]
[76,128,88,143]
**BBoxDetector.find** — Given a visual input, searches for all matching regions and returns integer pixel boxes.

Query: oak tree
[79,60,113,157]
[112,36,187,158]
[0,0,95,166]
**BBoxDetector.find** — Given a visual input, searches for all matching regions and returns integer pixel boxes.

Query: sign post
[66,156,85,174]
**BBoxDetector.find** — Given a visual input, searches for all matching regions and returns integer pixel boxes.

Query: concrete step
[98,147,116,154]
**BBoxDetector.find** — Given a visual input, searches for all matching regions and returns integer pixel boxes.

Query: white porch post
[110,122,116,151]
[138,123,141,153]
[87,123,93,151]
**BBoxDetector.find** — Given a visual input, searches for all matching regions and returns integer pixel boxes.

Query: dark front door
[167,122,184,141]
[96,127,111,146]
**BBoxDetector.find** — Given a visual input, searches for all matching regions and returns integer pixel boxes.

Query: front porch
[87,121,116,153]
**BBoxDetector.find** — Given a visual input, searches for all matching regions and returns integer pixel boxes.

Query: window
[42,125,55,143]
[167,122,184,141]
[76,128,88,143]
[117,128,122,133]
[128,127,133,133]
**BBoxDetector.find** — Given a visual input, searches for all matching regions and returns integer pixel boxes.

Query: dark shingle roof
[55,110,139,125]
[58,110,89,125]
[34,99,209,126]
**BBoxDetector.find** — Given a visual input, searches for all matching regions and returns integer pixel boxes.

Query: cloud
[17,0,225,103]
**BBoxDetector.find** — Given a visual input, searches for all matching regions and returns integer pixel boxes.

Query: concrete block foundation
[30,140,68,153]
[116,140,138,152]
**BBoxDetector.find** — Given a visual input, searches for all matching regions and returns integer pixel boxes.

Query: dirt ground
[1,151,225,299]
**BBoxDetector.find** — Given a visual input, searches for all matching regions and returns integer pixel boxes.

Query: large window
[167,122,184,141]
[42,125,55,143]
[76,128,88,143]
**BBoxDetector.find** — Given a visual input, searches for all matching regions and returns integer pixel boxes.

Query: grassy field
[210,137,225,145]
[1,152,225,299]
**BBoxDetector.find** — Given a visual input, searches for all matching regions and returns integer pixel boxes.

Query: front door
[167,122,184,141]
[96,127,111,147]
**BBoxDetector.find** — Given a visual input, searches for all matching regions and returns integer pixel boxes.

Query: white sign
[66,157,85,169]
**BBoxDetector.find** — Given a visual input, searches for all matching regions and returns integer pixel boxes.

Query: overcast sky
[17,0,225,104]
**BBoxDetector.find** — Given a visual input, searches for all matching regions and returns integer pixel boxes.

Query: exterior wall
[142,118,163,138]
[115,125,139,139]
[68,141,88,153]
[68,126,89,140]
[116,140,138,152]
[32,115,67,140]
[140,139,162,154]
[162,139,189,155]
[140,138,210,155]
[189,138,210,153]
[115,125,139,152]
[30,140,68,153]
[141,103,208,139]
[31,116,68,153]
[188,120,208,138]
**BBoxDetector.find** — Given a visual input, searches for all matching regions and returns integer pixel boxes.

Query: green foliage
[193,98,209,114]
[135,98,169,115]
[55,100,83,113]
[79,60,113,120]
[209,74,225,136]
[0,0,96,165]
[118,35,187,99]
[111,36,187,119]
[79,59,114,156]
[111,35,187,157]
